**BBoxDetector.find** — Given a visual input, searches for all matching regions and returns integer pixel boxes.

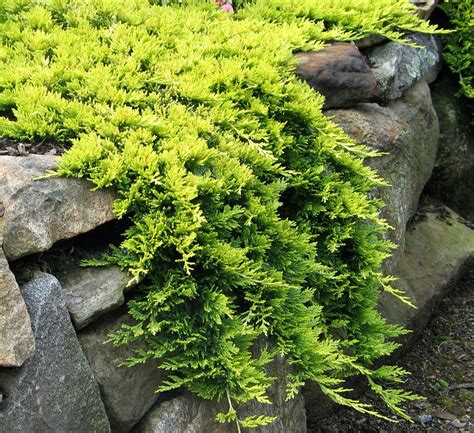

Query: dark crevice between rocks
[10,217,131,286]
[423,66,474,225]
[407,195,473,232]
[0,137,67,156]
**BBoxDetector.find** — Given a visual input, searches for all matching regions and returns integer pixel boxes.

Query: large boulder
[54,264,132,330]
[295,43,380,108]
[0,247,34,367]
[379,201,474,338]
[0,155,116,261]
[78,308,166,433]
[134,353,306,433]
[425,73,474,223]
[327,79,439,271]
[366,33,441,101]
[0,272,111,432]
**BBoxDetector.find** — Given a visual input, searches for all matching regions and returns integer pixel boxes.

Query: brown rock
[0,155,116,261]
[355,34,387,50]
[0,247,34,366]
[295,43,380,108]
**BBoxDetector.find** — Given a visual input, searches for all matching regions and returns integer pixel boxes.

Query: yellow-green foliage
[0,0,433,429]
[440,0,473,99]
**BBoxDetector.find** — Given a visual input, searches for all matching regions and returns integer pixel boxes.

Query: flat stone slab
[0,247,34,366]
[379,202,474,333]
[0,272,111,433]
[0,155,116,260]
[54,264,132,330]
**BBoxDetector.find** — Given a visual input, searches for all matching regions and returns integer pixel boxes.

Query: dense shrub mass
[440,0,473,99]
[0,0,437,429]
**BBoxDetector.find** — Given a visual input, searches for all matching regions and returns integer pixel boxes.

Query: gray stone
[134,354,306,433]
[0,247,34,366]
[54,264,132,330]
[0,272,111,433]
[327,80,439,271]
[426,73,474,222]
[79,308,166,433]
[295,43,380,108]
[411,0,439,19]
[378,202,474,336]
[367,33,441,101]
[0,155,116,261]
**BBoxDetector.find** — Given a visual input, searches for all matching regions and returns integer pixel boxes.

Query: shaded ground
[309,267,474,433]
[0,138,65,156]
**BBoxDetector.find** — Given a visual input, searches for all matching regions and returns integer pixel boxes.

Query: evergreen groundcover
[0,0,440,430]
[440,0,473,100]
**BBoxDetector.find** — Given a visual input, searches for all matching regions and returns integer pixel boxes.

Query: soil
[0,137,65,156]
[308,266,474,433]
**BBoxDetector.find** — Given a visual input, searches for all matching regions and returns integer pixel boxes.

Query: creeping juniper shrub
[440,0,473,100]
[0,0,438,429]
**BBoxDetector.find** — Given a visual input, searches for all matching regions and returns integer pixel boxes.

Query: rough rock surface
[0,155,116,260]
[355,34,387,50]
[412,0,439,19]
[0,247,34,366]
[426,73,474,222]
[134,354,306,433]
[0,272,111,433]
[327,80,439,271]
[295,43,380,108]
[378,202,474,338]
[79,308,165,433]
[367,33,441,101]
[54,264,132,330]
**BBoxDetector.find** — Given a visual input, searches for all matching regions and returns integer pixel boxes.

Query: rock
[418,414,433,424]
[433,410,457,421]
[0,155,116,261]
[0,247,34,366]
[450,419,465,428]
[327,80,439,271]
[134,354,306,433]
[411,0,439,19]
[295,43,380,108]
[54,264,132,330]
[425,73,474,223]
[378,202,474,337]
[367,33,441,101]
[0,272,111,433]
[78,308,166,433]
[355,35,387,50]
